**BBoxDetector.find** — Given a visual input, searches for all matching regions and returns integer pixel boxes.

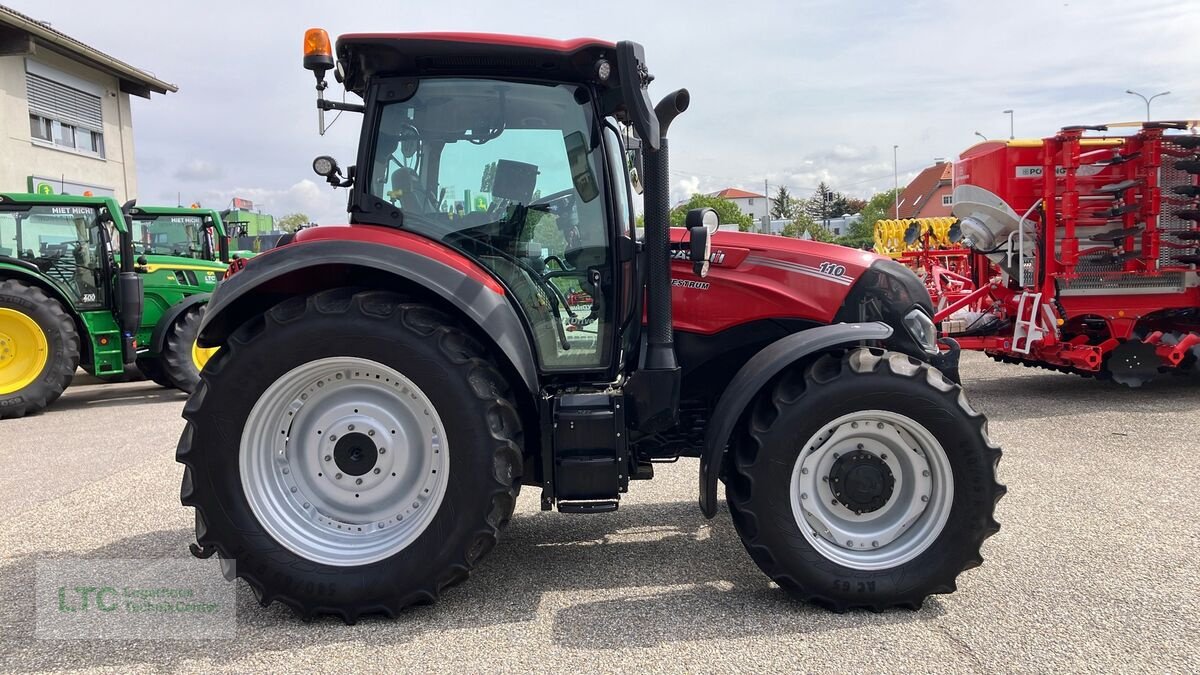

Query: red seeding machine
[921,121,1200,386]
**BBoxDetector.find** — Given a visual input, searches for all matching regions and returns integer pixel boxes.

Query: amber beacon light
[303,28,334,73]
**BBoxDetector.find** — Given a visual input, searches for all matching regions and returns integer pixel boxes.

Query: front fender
[197,239,539,394]
[697,321,894,518]
[149,293,210,355]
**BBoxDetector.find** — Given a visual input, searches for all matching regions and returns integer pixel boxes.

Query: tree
[770,185,799,219]
[780,213,834,242]
[278,212,311,233]
[836,188,900,249]
[670,194,755,231]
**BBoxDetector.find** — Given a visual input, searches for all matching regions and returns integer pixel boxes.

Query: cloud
[173,159,223,182]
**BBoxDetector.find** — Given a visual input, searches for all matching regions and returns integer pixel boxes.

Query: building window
[942,194,953,206]
[747,198,754,205]
[26,70,105,159]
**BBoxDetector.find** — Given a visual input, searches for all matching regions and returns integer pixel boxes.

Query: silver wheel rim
[240,356,449,567]
[789,409,953,571]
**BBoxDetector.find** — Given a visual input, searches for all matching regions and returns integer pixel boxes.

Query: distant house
[896,162,954,219]
[711,187,768,222]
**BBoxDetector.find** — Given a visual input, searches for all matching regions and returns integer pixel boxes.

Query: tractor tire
[177,288,523,622]
[0,279,79,419]
[161,304,211,393]
[726,348,1004,612]
[135,357,175,389]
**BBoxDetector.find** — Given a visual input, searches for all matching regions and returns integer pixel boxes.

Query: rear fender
[697,321,894,518]
[197,238,538,393]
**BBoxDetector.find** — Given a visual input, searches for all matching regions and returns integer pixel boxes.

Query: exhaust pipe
[642,88,690,370]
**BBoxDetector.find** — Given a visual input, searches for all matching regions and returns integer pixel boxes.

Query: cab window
[0,205,106,307]
[369,78,614,371]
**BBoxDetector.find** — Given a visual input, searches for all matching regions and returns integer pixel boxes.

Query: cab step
[558,500,619,514]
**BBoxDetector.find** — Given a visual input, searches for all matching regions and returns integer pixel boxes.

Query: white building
[711,187,768,222]
[0,5,175,201]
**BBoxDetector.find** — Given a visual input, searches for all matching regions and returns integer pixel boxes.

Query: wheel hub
[333,432,378,476]
[830,450,895,514]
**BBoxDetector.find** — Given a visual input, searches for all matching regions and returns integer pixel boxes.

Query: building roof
[0,4,176,98]
[897,162,951,219]
[712,188,765,200]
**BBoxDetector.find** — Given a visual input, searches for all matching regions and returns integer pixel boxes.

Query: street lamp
[1126,89,1170,121]
[893,144,899,219]
[1002,110,1014,139]
[974,131,988,141]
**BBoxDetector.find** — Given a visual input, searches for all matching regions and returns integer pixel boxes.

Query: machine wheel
[727,348,1004,611]
[161,305,216,393]
[177,288,523,622]
[0,279,79,419]
[135,357,175,389]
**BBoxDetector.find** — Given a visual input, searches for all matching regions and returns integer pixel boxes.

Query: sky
[17,0,1200,223]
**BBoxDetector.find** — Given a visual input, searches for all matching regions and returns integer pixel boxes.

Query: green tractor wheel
[0,279,79,419]
[161,305,212,394]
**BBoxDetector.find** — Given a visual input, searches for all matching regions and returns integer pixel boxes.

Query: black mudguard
[697,321,894,518]
[148,293,210,356]
[196,239,539,394]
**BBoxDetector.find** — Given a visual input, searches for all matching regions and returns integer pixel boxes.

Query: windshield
[0,204,106,306]
[367,78,613,370]
[131,215,207,258]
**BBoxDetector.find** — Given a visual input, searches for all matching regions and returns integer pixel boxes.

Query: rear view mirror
[685,207,718,278]
[627,147,644,195]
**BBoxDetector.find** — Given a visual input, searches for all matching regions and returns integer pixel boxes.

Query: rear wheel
[727,348,1004,611]
[0,279,78,419]
[177,288,523,621]
[161,305,214,393]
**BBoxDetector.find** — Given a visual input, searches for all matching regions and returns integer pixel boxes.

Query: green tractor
[0,194,227,419]
[125,205,230,392]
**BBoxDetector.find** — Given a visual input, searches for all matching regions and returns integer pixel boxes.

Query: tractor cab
[127,206,230,264]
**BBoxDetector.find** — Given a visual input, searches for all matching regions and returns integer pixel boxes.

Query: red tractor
[178,29,1003,621]
[927,123,1200,385]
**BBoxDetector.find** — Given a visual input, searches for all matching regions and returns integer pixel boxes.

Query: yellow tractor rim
[191,339,218,374]
[0,307,50,395]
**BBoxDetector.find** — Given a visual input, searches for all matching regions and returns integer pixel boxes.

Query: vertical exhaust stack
[642,88,690,370]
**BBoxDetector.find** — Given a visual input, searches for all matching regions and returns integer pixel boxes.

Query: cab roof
[335,32,616,95]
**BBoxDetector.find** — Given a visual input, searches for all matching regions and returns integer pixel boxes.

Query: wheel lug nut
[348,424,355,431]
[324,455,332,462]
[329,434,337,442]
[801,493,808,500]
[800,468,808,475]
[921,495,929,502]
[832,452,840,459]
[922,469,930,477]
[856,444,864,450]
[379,448,386,455]
[335,473,342,480]
[881,453,888,460]
[373,468,381,475]
[872,540,879,548]
[368,430,375,436]
[355,478,363,485]
[822,476,829,482]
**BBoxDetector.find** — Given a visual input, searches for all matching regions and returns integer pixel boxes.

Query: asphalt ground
[0,351,1197,673]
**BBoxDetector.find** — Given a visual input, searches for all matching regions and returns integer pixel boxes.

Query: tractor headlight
[903,308,939,355]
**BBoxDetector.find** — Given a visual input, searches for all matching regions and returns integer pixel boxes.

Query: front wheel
[177,289,523,622]
[161,305,215,393]
[727,348,1004,611]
